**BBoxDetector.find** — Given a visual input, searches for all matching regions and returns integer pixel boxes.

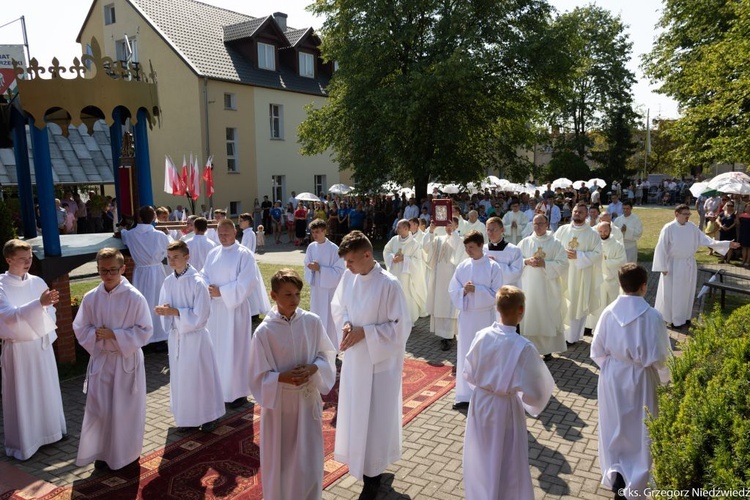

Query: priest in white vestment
[518,215,569,358]
[0,240,66,460]
[653,204,739,328]
[502,200,530,245]
[120,205,169,343]
[423,219,466,350]
[185,217,216,271]
[612,201,643,263]
[249,270,336,500]
[156,241,225,430]
[592,264,672,499]
[383,220,427,325]
[586,222,627,329]
[484,217,523,288]
[73,248,153,470]
[555,203,603,343]
[463,287,555,500]
[304,219,346,350]
[458,210,488,240]
[202,219,259,406]
[449,230,503,408]
[331,231,411,498]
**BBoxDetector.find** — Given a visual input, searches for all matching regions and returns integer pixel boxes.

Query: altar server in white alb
[331,231,411,500]
[653,204,740,329]
[423,218,466,351]
[586,222,627,330]
[0,239,66,460]
[592,264,672,499]
[463,286,554,500]
[484,217,523,288]
[304,219,345,350]
[201,219,260,408]
[73,248,153,471]
[555,202,602,344]
[249,269,336,500]
[518,215,569,360]
[239,213,257,253]
[383,219,427,325]
[185,217,216,271]
[238,214,272,319]
[156,241,224,432]
[449,230,503,409]
[120,205,169,343]
[612,201,643,263]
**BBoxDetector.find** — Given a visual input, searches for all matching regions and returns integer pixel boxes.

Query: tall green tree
[643,0,750,166]
[589,105,639,181]
[299,0,567,199]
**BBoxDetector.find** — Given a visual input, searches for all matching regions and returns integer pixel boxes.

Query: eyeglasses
[98,267,122,276]
[678,212,691,216]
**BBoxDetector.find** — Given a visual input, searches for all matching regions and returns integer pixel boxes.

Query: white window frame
[116,37,138,63]
[258,42,275,71]
[272,175,285,203]
[226,127,238,172]
[104,4,116,25]
[269,104,284,140]
[299,52,315,78]
[314,175,326,197]
[224,93,236,110]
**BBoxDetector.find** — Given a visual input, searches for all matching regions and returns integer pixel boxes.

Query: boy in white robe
[73,248,153,471]
[304,219,345,350]
[237,214,273,319]
[591,264,672,499]
[331,231,411,500]
[449,230,503,409]
[383,219,426,325]
[249,269,336,500]
[185,217,216,271]
[239,212,257,253]
[156,241,225,431]
[463,286,555,500]
[120,205,169,344]
[484,216,523,288]
[0,239,66,460]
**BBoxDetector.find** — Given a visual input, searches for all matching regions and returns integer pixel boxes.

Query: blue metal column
[134,108,153,207]
[28,117,61,256]
[11,108,37,238]
[110,108,123,217]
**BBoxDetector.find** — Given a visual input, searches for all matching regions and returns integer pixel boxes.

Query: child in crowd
[704,211,718,255]
[73,248,153,471]
[155,240,225,432]
[256,225,266,252]
[463,286,555,500]
[249,269,336,500]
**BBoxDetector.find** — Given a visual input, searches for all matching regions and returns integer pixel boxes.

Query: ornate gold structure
[568,237,579,250]
[11,37,160,135]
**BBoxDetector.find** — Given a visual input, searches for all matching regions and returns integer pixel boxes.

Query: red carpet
[26,358,454,500]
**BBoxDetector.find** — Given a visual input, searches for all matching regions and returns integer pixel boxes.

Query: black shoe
[227,397,247,409]
[566,341,577,347]
[543,353,553,361]
[440,339,451,351]
[583,328,593,337]
[176,426,196,433]
[94,460,109,471]
[200,420,218,432]
[359,474,382,500]
[452,401,469,410]
[152,341,168,353]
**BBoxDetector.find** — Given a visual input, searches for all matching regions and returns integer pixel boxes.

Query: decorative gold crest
[568,237,579,250]
[533,247,546,259]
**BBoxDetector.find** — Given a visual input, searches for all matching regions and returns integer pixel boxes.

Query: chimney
[273,12,288,31]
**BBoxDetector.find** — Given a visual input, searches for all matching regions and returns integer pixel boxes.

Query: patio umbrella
[551,177,573,190]
[329,183,354,195]
[484,175,503,187]
[689,181,709,198]
[441,183,461,194]
[703,173,750,196]
[587,178,607,189]
[295,192,321,202]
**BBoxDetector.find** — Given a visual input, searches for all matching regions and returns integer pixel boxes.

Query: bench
[698,268,750,311]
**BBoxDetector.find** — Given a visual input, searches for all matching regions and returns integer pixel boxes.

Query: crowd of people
[0,176,744,500]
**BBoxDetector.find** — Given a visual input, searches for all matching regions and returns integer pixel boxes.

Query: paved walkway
[3,244,748,499]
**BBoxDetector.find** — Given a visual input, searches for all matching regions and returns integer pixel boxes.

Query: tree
[643,0,750,166]
[589,105,639,181]
[299,0,568,200]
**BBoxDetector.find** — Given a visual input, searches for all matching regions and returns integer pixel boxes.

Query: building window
[104,4,116,25]
[258,42,275,70]
[269,104,283,139]
[224,93,236,110]
[226,128,237,172]
[272,175,285,204]
[299,52,315,78]
[116,37,138,63]
[229,201,242,217]
[314,175,326,197]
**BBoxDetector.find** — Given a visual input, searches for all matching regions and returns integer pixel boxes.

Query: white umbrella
[551,177,573,189]
[484,175,503,187]
[587,178,607,189]
[380,181,400,194]
[398,187,415,198]
[689,181,709,198]
[442,183,460,194]
[704,173,750,195]
[329,183,354,195]
[574,180,588,190]
[295,192,321,202]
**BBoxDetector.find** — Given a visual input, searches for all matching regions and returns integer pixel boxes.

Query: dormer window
[299,52,314,78]
[258,42,275,71]
[104,4,116,25]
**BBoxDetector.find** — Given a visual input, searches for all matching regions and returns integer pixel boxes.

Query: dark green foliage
[648,305,750,489]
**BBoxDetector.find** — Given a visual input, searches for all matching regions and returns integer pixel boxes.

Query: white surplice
[0,272,66,460]
[423,231,467,339]
[201,242,257,402]
[186,234,217,271]
[517,232,569,355]
[449,256,503,403]
[73,278,153,469]
[591,295,672,498]
[463,323,555,500]
[239,231,272,317]
[484,239,523,288]
[502,211,530,245]
[383,234,427,325]
[586,236,626,329]
[555,223,602,342]
[121,223,170,342]
[159,266,225,427]
[249,308,336,500]
[303,238,345,350]
[241,227,257,253]
[613,213,643,263]
[653,220,732,327]
[331,263,411,480]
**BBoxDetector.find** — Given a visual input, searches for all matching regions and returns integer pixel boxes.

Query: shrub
[648,305,750,489]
